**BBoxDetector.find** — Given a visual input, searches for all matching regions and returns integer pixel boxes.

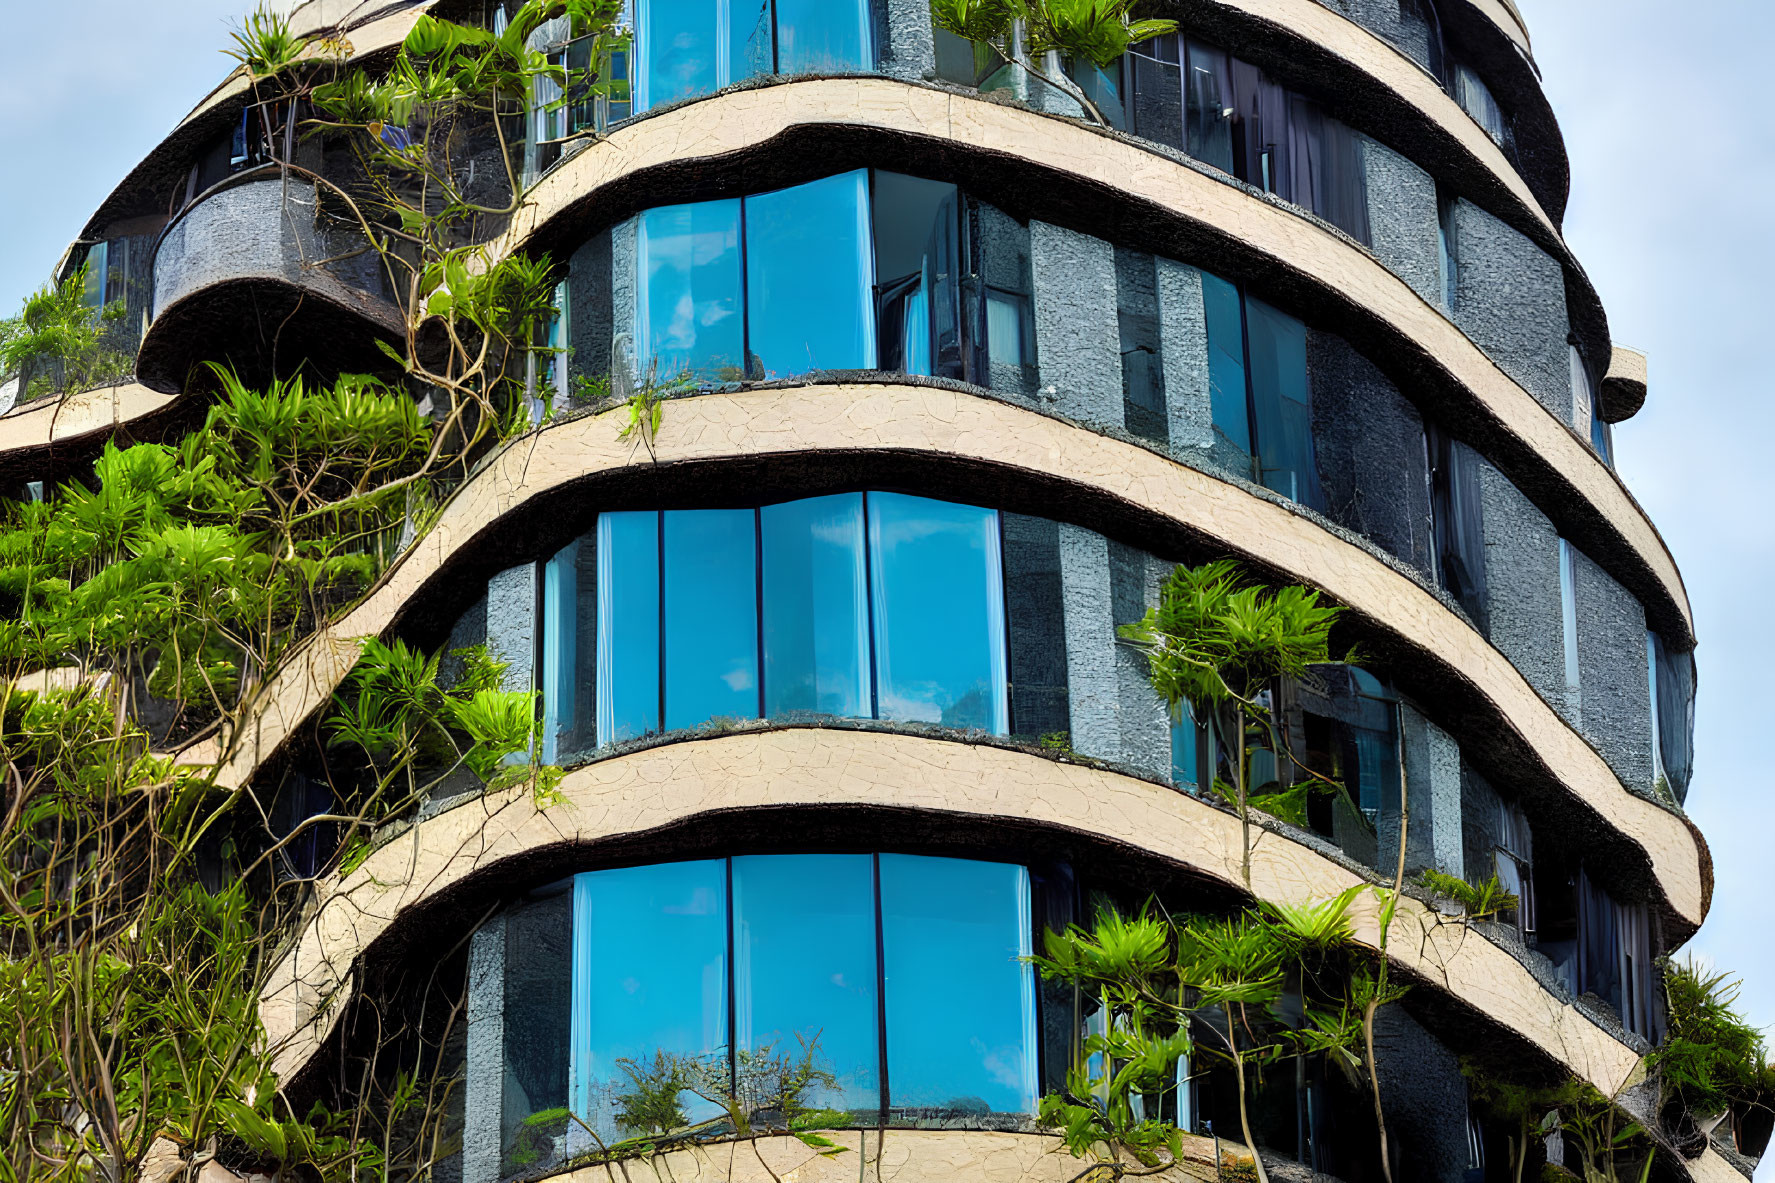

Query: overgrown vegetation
[1650,959,1775,1149]
[0,262,133,406]
[1419,868,1518,922]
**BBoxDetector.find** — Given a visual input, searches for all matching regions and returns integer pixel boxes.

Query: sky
[2,0,1772,1129]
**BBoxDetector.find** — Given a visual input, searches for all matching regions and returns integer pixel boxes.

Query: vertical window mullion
[996,510,1015,738]
[872,851,890,1127]
[755,508,766,720]
[657,510,666,734]
[725,856,738,1102]
[863,491,880,719]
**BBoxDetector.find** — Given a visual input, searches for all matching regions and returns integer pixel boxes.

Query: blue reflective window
[570,861,730,1140]
[733,855,880,1113]
[543,539,580,765]
[1245,295,1322,509]
[761,493,871,718]
[1201,271,1251,469]
[744,171,876,378]
[635,0,722,110]
[867,493,1008,734]
[729,0,774,81]
[664,509,759,730]
[879,855,1037,1116]
[596,511,661,744]
[1170,703,1199,793]
[636,200,743,381]
[774,0,873,74]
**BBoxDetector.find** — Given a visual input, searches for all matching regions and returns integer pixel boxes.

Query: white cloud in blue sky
[2,0,1771,1144]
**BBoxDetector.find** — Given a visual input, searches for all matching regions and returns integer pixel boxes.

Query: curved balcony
[499,79,1690,649]
[139,173,406,391]
[171,387,1707,937]
[261,728,1647,1111]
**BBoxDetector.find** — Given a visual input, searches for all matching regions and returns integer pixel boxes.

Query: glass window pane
[730,0,773,81]
[775,0,873,74]
[868,493,1008,734]
[597,512,660,744]
[1245,295,1323,509]
[879,855,1037,1117]
[543,539,579,765]
[664,509,759,730]
[636,0,721,111]
[733,855,880,1115]
[761,494,870,719]
[1129,40,1184,151]
[871,172,962,380]
[1185,42,1234,173]
[1201,271,1252,473]
[636,199,744,381]
[571,862,730,1142]
[744,171,876,378]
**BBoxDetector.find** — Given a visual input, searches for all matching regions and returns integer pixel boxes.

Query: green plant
[1034,888,1396,1183]
[1121,560,1346,889]
[1039,730,1075,754]
[1419,868,1519,921]
[225,5,309,77]
[930,0,1176,124]
[0,262,132,402]
[1651,958,1775,1127]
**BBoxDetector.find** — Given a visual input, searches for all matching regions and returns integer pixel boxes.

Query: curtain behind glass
[878,855,1037,1117]
[542,537,594,766]
[1653,636,1695,800]
[761,494,871,719]
[732,855,880,1115]
[774,0,873,74]
[636,200,743,381]
[867,493,1008,734]
[663,509,759,729]
[570,862,730,1143]
[596,512,660,744]
[1201,271,1253,479]
[744,171,876,378]
[1575,869,1620,1011]
[635,0,722,111]
[1245,296,1324,509]
[871,172,962,380]
[1428,426,1489,633]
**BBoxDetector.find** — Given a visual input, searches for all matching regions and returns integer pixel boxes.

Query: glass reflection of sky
[637,200,742,381]
[744,171,876,377]
[733,855,880,1112]
[879,855,1036,1114]
[571,861,729,1138]
[596,511,660,744]
[761,494,871,717]
[1202,270,1250,459]
[867,493,1008,733]
[636,0,721,110]
[774,0,873,74]
[664,509,759,729]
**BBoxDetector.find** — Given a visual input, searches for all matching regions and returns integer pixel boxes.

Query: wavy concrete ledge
[528,1128,1217,1182]
[176,388,1704,928]
[259,727,1646,1108]
[496,78,1688,642]
[0,383,176,457]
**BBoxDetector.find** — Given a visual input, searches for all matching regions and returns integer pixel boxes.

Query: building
[2,0,1744,1179]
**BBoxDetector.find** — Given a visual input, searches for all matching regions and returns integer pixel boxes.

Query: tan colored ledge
[180,387,1704,927]
[521,1127,1225,1182]
[498,78,1690,642]
[260,728,1646,1106]
[1467,0,1535,55]
[0,382,176,454]
[1603,344,1649,422]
